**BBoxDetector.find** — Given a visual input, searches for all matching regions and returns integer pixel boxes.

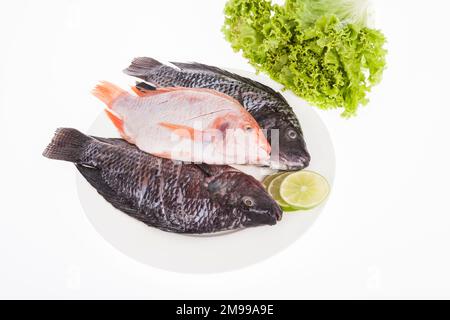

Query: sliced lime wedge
[279,170,329,210]
[262,172,284,189]
[267,172,292,208]
[280,206,300,212]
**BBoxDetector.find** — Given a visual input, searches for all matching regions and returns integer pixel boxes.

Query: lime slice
[279,171,329,210]
[267,172,291,208]
[262,172,284,189]
[281,206,300,212]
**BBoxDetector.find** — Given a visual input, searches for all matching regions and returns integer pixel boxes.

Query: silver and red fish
[124,57,311,171]
[43,128,282,234]
[92,81,270,165]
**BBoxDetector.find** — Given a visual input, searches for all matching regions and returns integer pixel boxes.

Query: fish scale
[43,128,282,234]
[134,63,298,125]
[125,57,311,170]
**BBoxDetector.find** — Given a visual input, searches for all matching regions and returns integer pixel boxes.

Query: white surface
[78,69,335,273]
[0,0,449,298]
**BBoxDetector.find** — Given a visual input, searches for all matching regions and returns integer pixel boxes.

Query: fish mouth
[245,205,282,227]
[270,154,311,171]
[248,214,278,227]
[273,203,283,222]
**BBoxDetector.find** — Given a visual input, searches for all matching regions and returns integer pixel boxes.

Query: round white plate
[77,69,335,273]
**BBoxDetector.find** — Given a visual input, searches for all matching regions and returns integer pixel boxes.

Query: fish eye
[242,196,255,207]
[287,129,298,140]
[244,124,253,131]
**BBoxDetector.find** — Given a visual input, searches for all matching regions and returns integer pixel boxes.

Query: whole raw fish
[124,57,311,170]
[92,82,270,165]
[43,128,282,234]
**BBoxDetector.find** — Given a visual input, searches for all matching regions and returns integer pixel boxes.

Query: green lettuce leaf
[222,0,387,117]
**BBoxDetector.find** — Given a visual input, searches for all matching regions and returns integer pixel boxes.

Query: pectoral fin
[104,109,127,139]
[158,122,204,141]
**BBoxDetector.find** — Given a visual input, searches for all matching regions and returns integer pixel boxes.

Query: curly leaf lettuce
[222,0,387,117]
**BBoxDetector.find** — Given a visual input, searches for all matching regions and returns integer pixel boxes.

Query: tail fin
[123,57,164,79]
[92,81,127,109]
[43,128,92,163]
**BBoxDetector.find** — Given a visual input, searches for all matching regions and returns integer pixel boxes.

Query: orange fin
[104,109,126,138]
[131,82,157,97]
[131,86,177,97]
[131,85,207,99]
[132,84,240,105]
[159,122,203,141]
[131,86,147,97]
[92,81,127,109]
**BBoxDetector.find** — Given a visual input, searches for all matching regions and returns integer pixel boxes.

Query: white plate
[77,69,336,273]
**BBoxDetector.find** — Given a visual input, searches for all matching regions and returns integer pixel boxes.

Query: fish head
[212,112,271,165]
[267,119,311,170]
[207,171,282,228]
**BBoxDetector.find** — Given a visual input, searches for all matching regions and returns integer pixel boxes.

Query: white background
[0,0,449,299]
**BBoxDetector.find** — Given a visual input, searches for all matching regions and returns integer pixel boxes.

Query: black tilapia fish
[43,128,282,234]
[124,57,311,171]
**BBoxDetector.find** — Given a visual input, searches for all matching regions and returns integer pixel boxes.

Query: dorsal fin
[76,164,138,216]
[130,86,179,97]
[170,61,289,103]
[195,163,214,177]
[132,82,242,105]
[136,81,157,92]
[92,136,134,148]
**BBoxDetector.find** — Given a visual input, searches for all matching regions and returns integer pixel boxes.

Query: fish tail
[92,81,127,109]
[43,128,92,163]
[124,57,163,79]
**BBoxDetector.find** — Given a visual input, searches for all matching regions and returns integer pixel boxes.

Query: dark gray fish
[124,57,311,171]
[43,128,282,234]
